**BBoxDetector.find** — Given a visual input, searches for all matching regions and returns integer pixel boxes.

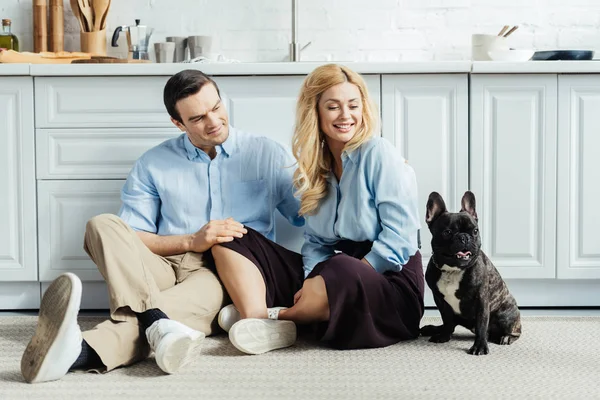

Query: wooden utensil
[70,0,86,32]
[92,0,111,31]
[77,0,93,32]
[497,25,509,36]
[504,26,519,37]
[100,0,111,29]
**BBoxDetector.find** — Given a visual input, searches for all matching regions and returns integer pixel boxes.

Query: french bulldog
[420,191,521,355]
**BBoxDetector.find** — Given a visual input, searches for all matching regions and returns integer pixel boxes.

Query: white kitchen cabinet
[37,180,125,282]
[557,75,600,279]
[36,128,180,179]
[470,75,557,279]
[0,77,37,281]
[381,74,469,264]
[35,76,172,128]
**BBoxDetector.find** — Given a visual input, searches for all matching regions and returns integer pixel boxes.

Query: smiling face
[317,81,363,154]
[171,82,229,157]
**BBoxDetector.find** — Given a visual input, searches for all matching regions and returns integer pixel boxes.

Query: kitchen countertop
[472,60,600,73]
[4,61,600,76]
[0,64,31,75]
[27,61,472,76]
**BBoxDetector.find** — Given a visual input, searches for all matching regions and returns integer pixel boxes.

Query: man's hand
[188,218,247,253]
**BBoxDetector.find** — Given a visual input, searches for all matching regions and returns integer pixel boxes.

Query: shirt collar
[183,125,237,161]
[325,148,361,183]
[220,126,237,156]
[342,147,360,164]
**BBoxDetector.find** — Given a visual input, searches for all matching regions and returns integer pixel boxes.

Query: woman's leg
[211,244,268,319]
[278,275,330,323]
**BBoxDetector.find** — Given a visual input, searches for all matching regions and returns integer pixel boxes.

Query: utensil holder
[80,29,107,55]
[472,34,508,61]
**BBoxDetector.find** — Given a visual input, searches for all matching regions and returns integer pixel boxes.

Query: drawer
[37,180,124,281]
[35,76,173,128]
[36,128,180,179]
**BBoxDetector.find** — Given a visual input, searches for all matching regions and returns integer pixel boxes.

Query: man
[20,69,305,383]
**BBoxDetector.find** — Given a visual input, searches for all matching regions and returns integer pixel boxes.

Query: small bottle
[0,19,19,51]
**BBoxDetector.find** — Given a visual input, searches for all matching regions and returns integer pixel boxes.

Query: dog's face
[425,191,481,269]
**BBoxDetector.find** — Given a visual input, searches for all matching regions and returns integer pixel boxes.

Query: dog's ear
[460,191,478,221]
[426,192,447,225]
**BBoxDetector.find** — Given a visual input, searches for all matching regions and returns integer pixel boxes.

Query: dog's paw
[498,335,517,345]
[420,324,444,337]
[468,340,489,355]
[429,333,452,343]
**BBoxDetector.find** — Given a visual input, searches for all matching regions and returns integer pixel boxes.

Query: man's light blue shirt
[302,136,421,278]
[118,127,304,240]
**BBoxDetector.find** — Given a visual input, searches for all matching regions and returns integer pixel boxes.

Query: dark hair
[163,69,221,123]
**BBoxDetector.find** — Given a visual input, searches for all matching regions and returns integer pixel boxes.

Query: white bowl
[487,49,535,62]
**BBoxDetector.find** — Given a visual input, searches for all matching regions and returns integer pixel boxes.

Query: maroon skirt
[307,240,425,350]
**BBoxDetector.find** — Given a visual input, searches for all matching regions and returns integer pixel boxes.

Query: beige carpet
[0,316,599,399]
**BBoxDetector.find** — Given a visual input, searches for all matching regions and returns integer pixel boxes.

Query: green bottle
[0,19,19,51]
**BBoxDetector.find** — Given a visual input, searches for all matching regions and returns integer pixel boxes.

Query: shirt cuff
[364,251,399,274]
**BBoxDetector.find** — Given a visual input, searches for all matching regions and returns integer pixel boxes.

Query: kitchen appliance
[111,19,153,60]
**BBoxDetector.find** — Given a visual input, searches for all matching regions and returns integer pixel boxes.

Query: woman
[276,63,425,349]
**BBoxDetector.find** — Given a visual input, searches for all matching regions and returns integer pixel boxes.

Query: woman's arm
[363,141,421,273]
[301,229,338,278]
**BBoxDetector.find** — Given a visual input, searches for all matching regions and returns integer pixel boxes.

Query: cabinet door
[381,74,469,264]
[557,75,600,279]
[214,75,381,253]
[470,75,557,279]
[37,180,124,281]
[35,77,172,128]
[36,128,179,179]
[0,77,37,281]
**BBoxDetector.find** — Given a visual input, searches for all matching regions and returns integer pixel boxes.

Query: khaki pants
[81,214,226,371]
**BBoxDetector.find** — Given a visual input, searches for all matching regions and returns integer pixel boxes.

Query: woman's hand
[293,288,303,304]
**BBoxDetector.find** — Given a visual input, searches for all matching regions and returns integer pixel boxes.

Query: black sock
[135,308,169,331]
[70,339,102,370]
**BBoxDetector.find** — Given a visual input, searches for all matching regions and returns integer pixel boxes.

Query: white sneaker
[21,273,83,384]
[145,319,205,374]
[218,304,288,333]
[229,318,296,355]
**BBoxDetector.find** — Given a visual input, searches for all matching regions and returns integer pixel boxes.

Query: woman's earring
[321,139,325,149]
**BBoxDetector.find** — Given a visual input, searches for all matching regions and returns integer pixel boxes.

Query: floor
[2,308,599,317]
[2,314,599,399]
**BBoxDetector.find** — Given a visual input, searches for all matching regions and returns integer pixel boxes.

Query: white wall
[1,0,599,61]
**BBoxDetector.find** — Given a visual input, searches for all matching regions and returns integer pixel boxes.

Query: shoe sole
[155,332,205,374]
[21,273,82,383]
[229,319,296,355]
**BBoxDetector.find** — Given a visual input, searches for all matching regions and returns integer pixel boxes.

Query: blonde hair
[292,64,379,216]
